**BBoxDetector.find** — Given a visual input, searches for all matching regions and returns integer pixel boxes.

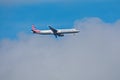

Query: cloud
[0,17,120,80]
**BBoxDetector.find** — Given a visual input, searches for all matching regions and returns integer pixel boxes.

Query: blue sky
[0,0,120,39]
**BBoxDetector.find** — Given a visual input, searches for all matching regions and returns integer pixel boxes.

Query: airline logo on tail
[32,25,40,33]
[31,25,80,38]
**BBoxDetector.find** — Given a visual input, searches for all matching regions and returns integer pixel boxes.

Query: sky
[0,0,120,39]
[0,0,120,80]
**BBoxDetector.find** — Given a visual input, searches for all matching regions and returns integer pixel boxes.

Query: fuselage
[34,29,80,35]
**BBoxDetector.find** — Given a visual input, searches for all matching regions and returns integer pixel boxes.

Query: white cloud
[0,17,120,80]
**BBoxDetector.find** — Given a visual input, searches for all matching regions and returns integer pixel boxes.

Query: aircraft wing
[48,26,58,38]
[48,26,57,33]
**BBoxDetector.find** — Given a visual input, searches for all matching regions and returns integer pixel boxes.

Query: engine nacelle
[58,34,64,37]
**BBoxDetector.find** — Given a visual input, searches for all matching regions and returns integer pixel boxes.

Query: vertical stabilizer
[32,24,36,31]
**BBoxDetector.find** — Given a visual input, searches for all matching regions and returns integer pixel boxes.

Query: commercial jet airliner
[31,25,80,38]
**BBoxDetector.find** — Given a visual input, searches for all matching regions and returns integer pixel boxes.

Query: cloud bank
[0,17,120,80]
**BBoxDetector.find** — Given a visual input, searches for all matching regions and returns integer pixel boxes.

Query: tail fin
[31,24,37,33]
[32,24,36,31]
[31,24,40,33]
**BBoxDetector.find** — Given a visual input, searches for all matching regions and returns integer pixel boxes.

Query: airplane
[31,25,80,38]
